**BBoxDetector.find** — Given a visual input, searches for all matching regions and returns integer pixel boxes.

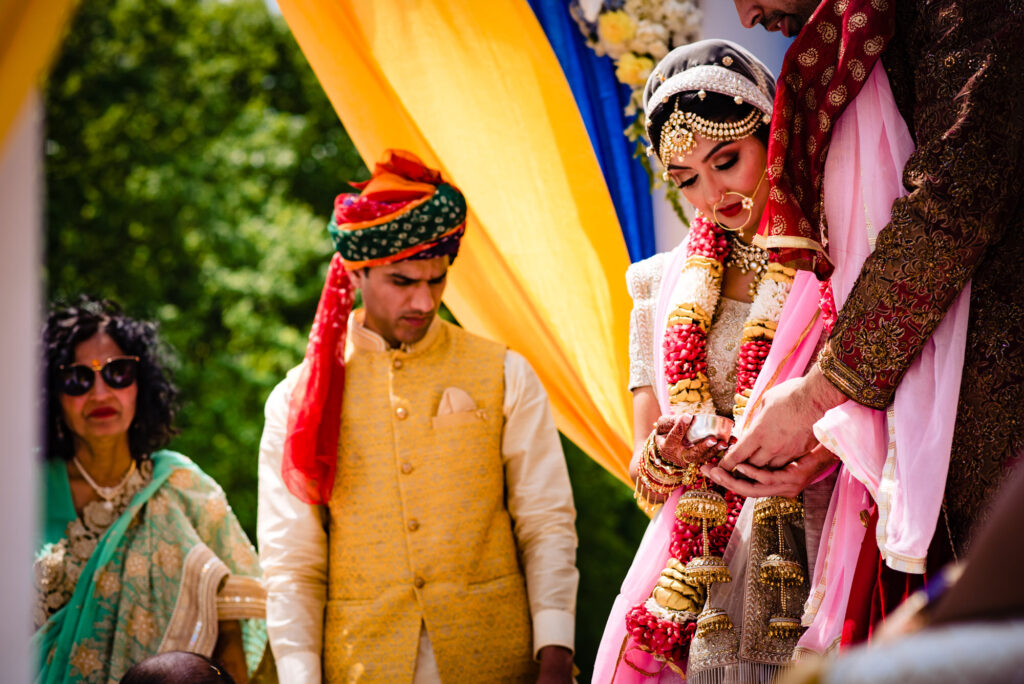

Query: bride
[593,39,832,683]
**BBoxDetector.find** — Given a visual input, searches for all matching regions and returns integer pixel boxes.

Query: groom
[715,0,1024,566]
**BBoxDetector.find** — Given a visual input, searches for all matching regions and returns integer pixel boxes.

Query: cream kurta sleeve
[257,370,328,684]
[502,350,579,657]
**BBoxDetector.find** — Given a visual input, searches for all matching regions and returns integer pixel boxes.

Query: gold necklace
[725,234,769,297]
[73,456,136,502]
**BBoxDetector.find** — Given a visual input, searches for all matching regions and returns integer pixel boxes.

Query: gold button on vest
[323,320,536,683]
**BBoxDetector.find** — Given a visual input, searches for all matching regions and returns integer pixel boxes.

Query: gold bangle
[637,457,679,495]
[644,431,687,484]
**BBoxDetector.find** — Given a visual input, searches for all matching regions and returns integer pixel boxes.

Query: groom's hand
[702,442,838,498]
[537,645,574,684]
[720,363,846,471]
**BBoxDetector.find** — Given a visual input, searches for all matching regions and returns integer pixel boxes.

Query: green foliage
[563,436,649,682]
[45,1,650,677]
[45,0,367,534]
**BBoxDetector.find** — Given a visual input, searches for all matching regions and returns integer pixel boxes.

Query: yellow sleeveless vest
[323,319,536,683]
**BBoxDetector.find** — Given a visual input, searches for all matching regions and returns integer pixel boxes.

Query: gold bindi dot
[722,56,734,67]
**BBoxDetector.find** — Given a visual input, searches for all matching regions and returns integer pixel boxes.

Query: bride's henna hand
[654,413,727,468]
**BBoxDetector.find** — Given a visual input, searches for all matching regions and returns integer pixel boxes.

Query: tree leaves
[45,0,366,535]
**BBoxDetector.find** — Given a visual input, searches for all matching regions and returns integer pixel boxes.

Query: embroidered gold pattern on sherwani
[819,0,1024,553]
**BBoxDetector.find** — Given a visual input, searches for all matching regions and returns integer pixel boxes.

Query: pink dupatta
[794,63,971,653]
[593,229,823,681]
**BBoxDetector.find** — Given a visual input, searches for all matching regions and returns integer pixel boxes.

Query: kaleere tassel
[754,496,805,638]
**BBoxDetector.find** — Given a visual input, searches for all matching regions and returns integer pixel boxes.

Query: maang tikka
[658,98,765,169]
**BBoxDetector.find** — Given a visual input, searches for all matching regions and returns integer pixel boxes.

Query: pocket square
[436,386,477,416]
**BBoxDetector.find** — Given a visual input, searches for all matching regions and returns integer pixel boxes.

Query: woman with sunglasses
[34,296,267,684]
[594,40,836,682]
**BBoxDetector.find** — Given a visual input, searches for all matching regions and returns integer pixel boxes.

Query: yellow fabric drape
[0,0,77,151]
[278,0,634,483]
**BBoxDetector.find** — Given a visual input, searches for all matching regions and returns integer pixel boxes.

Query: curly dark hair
[43,295,179,461]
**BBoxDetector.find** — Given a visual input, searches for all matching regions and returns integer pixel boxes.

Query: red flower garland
[626,213,795,671]
[662,213,793,417]
[624,478,745,668]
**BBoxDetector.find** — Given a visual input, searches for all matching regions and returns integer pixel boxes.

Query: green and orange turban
[329,149,468,269]
[283,150,467,504]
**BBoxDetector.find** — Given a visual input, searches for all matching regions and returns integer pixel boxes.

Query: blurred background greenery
[43,0,648,679]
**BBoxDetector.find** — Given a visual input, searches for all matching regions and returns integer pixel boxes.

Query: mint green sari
[34,450,267,683]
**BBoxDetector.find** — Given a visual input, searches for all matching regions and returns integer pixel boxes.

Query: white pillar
[0,92,41,684]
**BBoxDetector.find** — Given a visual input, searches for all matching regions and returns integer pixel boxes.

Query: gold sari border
[216,575,267,621]
[753,234,830,257]
[158,543,229,656]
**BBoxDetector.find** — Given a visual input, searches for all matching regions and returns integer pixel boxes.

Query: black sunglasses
[58,356,140,396]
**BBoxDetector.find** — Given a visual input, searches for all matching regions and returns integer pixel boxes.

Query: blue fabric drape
[528,0,656,262]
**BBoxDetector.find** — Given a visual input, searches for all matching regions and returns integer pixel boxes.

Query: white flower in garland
[748,273,791,322]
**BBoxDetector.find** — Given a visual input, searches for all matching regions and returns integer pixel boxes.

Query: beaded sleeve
[626,253,670,392]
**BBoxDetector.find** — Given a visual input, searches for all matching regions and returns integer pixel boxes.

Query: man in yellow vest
[257,150,579,684]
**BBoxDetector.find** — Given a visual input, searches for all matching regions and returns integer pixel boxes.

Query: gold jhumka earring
[754,496,805,638]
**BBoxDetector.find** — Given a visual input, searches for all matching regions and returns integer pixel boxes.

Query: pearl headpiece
[645,65,774,122]
[658,102,764,167]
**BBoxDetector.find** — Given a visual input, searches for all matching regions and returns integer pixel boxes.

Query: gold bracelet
[643,432,687,487]
[638,459,682,496]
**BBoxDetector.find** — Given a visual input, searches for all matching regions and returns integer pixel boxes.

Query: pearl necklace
[73,456,137,502]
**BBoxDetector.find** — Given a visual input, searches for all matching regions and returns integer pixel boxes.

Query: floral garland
[570,0,703,223]
[664,212,794,419]
[622,212,796,672]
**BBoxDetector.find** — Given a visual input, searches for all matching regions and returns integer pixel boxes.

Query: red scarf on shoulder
[757,0,896,278]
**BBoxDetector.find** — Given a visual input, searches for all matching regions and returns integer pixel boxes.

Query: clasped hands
[660,368,845,498]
